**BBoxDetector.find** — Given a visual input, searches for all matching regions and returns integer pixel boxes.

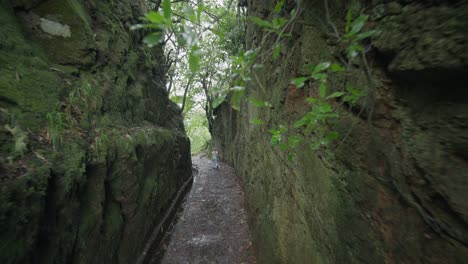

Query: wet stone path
[157,156,256,264]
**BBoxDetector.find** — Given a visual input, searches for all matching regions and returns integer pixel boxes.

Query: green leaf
[272,44,281,60]
[269,129,283,145]
[325,131,339,142]
[143,32,162,46]
[345,9,352,34]
[347,15,369,36]
[290,8,297,19]
[311,72,327,81]
[272,17,287,29]
[268,129,279,135]
[311,141,321,150]
[249,16,273,29]
[354,30,378,41]
[211,94,227,109]
[288,136,300,148]
[197,4,204,23]
[230,86,245,91]
[145,11,165,24]
[241,75,252,81]
[291,77,308,88]
[274,0,285,14]
[326,91,345,99]
[162,0,171,21]
[347,44,364,58]
[248,97,271,108]
[318,103,332,113]
[251,118,265,125]
[170,95,183,104]
[313,62,331,73]
[183,6,197,22]
[344,85,364,104]
[305,97,318,104]
[279,143,289,150]
[188,46,200,72]
[294,116,309,128]
[130,23,161,30]
[231,89,245,111]
[319,83,327,98]
[331,63,344,72]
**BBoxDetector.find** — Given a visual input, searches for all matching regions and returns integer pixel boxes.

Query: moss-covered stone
[213,0,468,263]
[24,0,96,65]
[0,0,192,263]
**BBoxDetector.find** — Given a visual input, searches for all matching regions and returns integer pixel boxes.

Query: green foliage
[46,112,66,151]
[230,89,245,111]
[214,12,245,55]
[288,59,366,151]
[68,80,100,113]
[230,48,259,85]
[185,110,211,154]
[310,131,339,151]
[211,93,227,109]
[330,63,345,72]
[272,44,281,60]
[273,11,375,155]
[343,11,379,59]
[268,126,301,161]
[93,131,111,158]
[250,118,265,125]
[133,0,203,72]
[291,77,308,88]
[343,85,364,104]
[4,124,27,161]
[188,45,201,72]
[144,33,163,47]
[326,91,346,100]
[248,97,272,108]
[274,0,286,14]
[294,98,337,130]
[268,125,287,145]
[132,1,373,159]
[249,16,288,36]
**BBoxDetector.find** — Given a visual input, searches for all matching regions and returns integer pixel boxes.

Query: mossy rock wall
[213,0,468,263]
[0,0,192,263]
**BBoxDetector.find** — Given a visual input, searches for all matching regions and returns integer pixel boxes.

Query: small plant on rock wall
[46,112,66,151]
[289,61,365,150]
[93,130,111,158]
[268,125,301,160]
[248,7,374,156]
[343,11,378,60]
[4,124,28,163]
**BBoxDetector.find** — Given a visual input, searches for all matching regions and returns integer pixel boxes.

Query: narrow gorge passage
[152,156,256,264]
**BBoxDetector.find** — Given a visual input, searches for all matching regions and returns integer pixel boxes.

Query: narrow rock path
[157,155,256,264]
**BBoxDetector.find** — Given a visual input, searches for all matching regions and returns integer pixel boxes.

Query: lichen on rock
[39,18,71,37]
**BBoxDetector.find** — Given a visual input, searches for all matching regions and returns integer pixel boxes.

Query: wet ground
[151,155,256,264]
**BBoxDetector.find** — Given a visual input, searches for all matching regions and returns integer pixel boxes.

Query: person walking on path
[212,148,219,170]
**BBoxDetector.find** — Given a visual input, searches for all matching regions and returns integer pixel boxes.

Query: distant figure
[212,148,219,170]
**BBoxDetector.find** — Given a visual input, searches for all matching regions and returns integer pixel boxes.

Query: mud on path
[152,155,256,264]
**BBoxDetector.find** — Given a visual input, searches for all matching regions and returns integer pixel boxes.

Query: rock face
[0,0,192,263]
[213,0,468,263]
